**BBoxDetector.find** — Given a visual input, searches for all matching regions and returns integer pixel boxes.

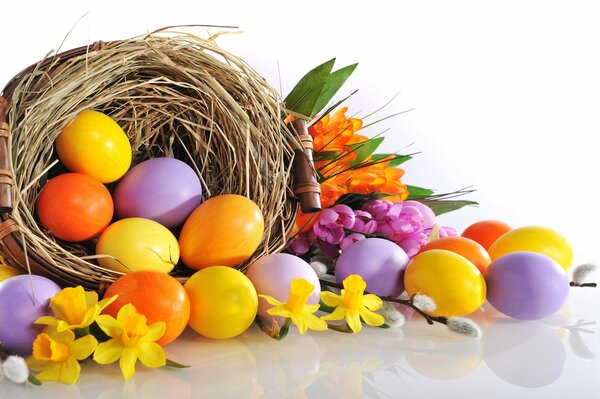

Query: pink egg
[246,253,320,324]
[0,275,61,356]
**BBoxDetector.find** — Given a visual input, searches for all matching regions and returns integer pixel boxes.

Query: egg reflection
[484,319,566,388]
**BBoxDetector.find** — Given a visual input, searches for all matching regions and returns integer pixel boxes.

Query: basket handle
[291,119,322,213]
[0,97,13,214]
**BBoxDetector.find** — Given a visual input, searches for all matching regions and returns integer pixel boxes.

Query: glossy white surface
[2,287,598,398]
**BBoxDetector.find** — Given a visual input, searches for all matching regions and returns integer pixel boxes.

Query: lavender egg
[0,275,61,356]
[246,253,320,322]
[484,252,569,320]
[335,238,409,297]
[114,157,202,229]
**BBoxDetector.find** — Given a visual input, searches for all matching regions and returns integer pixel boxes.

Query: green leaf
[284,59,335,117]
[165,358,191,368]
[421,200,478,216]
[406,185,435,199]
[314,151,342,161]
[311,63,358,117]
[349,137,385,167]
[371,153,413,167]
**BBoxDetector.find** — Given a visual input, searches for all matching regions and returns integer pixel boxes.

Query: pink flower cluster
[286,200,457,259]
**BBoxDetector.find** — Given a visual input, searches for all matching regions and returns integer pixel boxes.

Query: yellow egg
[488,226,573,270]
[404,249,487,317]
[56,110,132,183]
[184,266,258,339]
[96,218,179,273]
[0,264,22,282]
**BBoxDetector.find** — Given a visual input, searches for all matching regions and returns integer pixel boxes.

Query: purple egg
[246,253,320,322]
[114,157,202,229]
[335,238,409,297]
[484,252,569,320]
[0,275,61,356]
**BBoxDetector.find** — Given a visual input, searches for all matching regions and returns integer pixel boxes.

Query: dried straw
[3,31,297,287]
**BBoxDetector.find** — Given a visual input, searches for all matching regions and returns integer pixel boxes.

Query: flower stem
[318,278,448,326]
[326,323,353,333]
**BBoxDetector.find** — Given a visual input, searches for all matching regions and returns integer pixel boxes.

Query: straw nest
[2,31,298,289]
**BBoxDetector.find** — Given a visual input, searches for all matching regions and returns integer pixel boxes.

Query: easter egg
[179,194,264,270]
[418,236,491,274]
[184,266,258,339]
[114,157,203,229]
[56,110,132,183]
[335,238,409,297]
[484,252,569,320]
[461,220,512,250]
[96,218,179,273]
[103,271,190,345]
[404,249,486,317]
[0,264,21,282]
[488,226,573,270]
[246,253,320,323]
[0,275,61,356]
[36,173,114,242]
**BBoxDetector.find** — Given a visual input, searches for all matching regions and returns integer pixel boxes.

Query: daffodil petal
[144,322,166,343]
[53,329,76,344]
[362,294,383,311]
[117,303,138,323]
[70,334,98,360]
[35,363,62,382]
[97,294,119,311]
[78,307,99,329]
[359,307,385,327]
[34,316,59,326]
[301,313,328,331]
[303,303,321,314]
[266,306,292,318]
[120,347,138,381]
[137,342,166,368]
[59,357,81,384]
[346,309,362,333]
[321,305,347,321]
[258,294,285,307]
[94,339,123,364]
[320,291,343,307]
[56,320,76,333]
[95,314,122,338]
[291,314,308,334]
[26,357,49,371]
[84,290,99,309]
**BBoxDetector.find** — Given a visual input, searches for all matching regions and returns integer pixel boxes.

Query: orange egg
[461,220,512,250]
[103,271,190,346]
[36,173,113,242]
[418,236,491,274]
[179,194,264,270]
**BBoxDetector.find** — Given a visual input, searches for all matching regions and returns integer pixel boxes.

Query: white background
[1,0,598,264]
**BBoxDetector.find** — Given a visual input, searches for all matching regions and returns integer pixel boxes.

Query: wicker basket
[0,32,320,293]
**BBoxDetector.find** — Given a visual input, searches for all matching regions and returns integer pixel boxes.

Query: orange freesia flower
[320,183,347,208]
[309,107,366,153]
[291,210,321,236]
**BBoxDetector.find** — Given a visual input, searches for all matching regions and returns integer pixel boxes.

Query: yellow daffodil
[320,274,385,333]
[93,303,166,381]
[35,286,118,332]
[26,328,98,384]
[259,278,328,334]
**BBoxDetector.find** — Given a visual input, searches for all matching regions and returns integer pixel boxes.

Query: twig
[570,282,597,288]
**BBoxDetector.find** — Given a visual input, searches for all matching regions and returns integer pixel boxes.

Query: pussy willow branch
[570,282,597,288]
[318,278,448,326]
